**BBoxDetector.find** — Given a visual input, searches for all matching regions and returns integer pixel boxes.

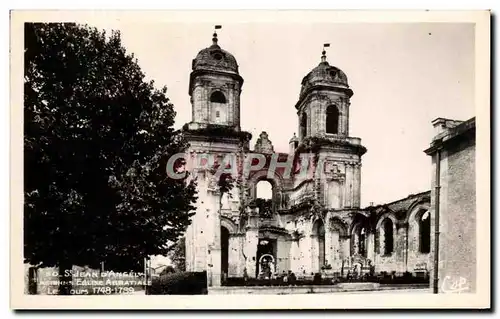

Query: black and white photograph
[10,10,490,309]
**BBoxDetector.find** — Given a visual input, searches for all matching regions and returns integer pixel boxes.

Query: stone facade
[425,117,476,293]
[183,35,434,287]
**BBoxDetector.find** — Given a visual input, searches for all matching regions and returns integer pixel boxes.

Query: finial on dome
[321,43,330,63]
[213,25,222,45]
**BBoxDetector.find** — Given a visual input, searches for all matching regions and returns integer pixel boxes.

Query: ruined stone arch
[328,216,348,237]
[247,169,285,209]
[406,203,431,254]
[405,202,430,224]
[310,216,326,233]
[220,215,238,234]
[375,212,397,256]
[375,212,398,229]
[348,212,370,236]
[311,218,326,269]
[350,215,370,257]
[248,169,283,192]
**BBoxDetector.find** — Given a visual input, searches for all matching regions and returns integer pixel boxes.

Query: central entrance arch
[256,238,276,278]
[257,254,275,279]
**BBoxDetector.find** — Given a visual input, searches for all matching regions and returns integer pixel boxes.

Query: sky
[89,21,475,207]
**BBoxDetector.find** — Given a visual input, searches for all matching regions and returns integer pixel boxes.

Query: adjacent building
[425,117,476,293]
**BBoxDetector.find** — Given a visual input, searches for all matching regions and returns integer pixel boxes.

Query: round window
[213,53,223,60]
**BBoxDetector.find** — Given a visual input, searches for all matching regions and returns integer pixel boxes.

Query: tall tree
[24,23,197,294]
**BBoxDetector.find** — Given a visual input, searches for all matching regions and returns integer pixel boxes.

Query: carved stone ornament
[325,161,346,181]
[207,174,220,192]
[254,131,275,154]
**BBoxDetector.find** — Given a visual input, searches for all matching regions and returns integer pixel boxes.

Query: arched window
[210,91,227,124]
[255,180,273,218]
[326,105,339,134]
[210,91,226,103]
[383,218,394,255]
[419,211,431,253]
[300,113,308,139]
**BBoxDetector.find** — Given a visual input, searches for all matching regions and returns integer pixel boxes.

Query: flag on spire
[215,25,222,30]
[321,43,330,63]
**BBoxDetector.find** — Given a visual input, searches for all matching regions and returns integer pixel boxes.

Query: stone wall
[435,136,476,292]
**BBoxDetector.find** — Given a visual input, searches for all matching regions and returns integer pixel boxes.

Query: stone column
[339,107,345,136]
[207,188,222,287]
[397,224,408,275]
[343,163,353,208]
[200,85,209,123]
[325,228,333,269]
[234,86,241,130]
[244,207,259,278]
[310,235,318,274]
[367,231,375,262]
[191,171,210,272]
[349,164,355,208]
[352,231,359,255]
[227,85,234,126]
[330,231,341,271]
[344,98,350,136]
[340,235,351,275]
[338,179,345,209]
[353,163,361,208]
[300,235,313,276]
[318,104,326,135]
[403,223,409,273]
[339,108,344,136]
[290,239,300,274]
[228,234,242,277]
[192,85,200,122]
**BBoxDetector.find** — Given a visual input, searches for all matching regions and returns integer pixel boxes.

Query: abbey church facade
[182,31,432,286]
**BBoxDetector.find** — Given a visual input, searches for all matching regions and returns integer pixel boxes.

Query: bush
[147,271,207,295]
[159,266,175,276]
[313,273,322,285]
[219,272,429,287]
[222,276,336,287]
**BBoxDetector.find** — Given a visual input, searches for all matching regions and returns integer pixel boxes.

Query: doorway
[256,238,277,277]
[221,226,229,281]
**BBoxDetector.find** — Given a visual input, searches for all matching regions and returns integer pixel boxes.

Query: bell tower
[183,27,252,288]
[296,44,353,141]
[186,26,244,131]
[294,44,366,209]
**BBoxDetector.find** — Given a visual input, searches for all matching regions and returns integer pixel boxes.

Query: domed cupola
[189,28,243,97]
[296,45,353,108]
[191,33,240,75]
[187,26,244,131]
[294,44,355,140]
[300,62,349,95]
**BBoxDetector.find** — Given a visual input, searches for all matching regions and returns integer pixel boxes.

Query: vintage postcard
[10,10,491,309]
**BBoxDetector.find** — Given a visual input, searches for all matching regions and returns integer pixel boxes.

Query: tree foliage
[24,23,197,274]
[166,236,186,272]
